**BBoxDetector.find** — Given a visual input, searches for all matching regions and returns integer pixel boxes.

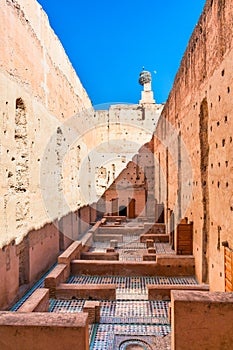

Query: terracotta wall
[0,204,94,310]
[171,290,233,350]
[153,0,233,290]
[101,140,156,218]
[0,312,89,350]
[0,244,19,310]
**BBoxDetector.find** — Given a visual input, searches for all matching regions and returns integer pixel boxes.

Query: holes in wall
[225,116,228,122]
[210,126,212,132]
[221,69,225,76]
[217,121,220,126]
[217,181,220,188]
[217,226,221,250]
[227,86,230,93]
[226,182,229,188]
[230,137,232,143]
[218,95,221,102]
[226,161,228,167]
[222,139,225,147]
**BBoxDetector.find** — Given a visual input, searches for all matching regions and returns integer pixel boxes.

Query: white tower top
[139,68,156,105]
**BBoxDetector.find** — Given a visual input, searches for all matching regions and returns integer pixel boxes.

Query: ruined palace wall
[102,140,155,218]
[153,0,233,290]
[0,0,93,249]
[0,0,94,309]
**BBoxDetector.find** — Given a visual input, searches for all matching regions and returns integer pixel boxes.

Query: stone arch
[119,339,152,350]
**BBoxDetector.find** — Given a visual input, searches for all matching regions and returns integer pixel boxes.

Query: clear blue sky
[37,0,206,107]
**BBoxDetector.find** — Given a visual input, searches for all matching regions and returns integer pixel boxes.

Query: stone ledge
[148,284,209,300]
[0,312,89,350]
[56,283,116,300]
[71,258,195,276]
[171,291,233,350]
[17,288,49,312]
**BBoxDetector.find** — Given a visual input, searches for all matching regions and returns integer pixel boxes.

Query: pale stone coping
[57,283,117,290]
[58,241,82,261]
[0,311,88,327]
[17,288,49,312]
[171,290,233,303]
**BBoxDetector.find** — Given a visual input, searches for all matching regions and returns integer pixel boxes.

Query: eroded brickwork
[153,0,233,290]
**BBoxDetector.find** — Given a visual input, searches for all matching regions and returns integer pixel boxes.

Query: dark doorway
[128,198,136,219]
[170,210,175,250]
[157,203,165,223]
[119,205,127,216]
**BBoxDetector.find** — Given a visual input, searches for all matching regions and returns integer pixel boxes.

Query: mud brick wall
[153,0,233,290]
[171,290,233,350]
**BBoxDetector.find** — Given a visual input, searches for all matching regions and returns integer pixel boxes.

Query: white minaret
[139,68,155,105]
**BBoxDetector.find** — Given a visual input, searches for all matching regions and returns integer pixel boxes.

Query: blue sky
[38,0,206,107]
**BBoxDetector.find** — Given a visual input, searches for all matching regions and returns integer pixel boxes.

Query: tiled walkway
[68,275,197,300]
[11,235,197,349]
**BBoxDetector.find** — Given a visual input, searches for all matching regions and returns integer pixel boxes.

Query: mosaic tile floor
[68,275,197,300]
[100,300,169,324]
[90,324,171,350]
[49,300,169,325]
[49,299,85,313]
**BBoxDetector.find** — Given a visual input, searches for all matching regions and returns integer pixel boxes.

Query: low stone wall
[93,233,123,242]
[71,256,195,276]
[97,227,144,235]
[17,289,49,312]
[143,254,157,261]
[103,216,127,222]
[140,234,169,243]
[143,223,166,234]
[44,264,69,297]
[56,284,116,300]
[0,312,89,350]
[171,291,233,350]
[148,284,209,300]
[58,241,82,275]
[81,252,119,261]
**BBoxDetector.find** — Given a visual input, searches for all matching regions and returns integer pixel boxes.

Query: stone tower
[139,68,155,104]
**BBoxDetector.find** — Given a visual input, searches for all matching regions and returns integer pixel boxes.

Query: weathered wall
[0,0,93,249]
[101,140,156,218]
[153,0,233,291]
[171,291,233,350]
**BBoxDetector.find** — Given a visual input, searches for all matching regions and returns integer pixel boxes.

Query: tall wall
[0,0,93,248]
[0,0,163,308]
[0,0,94,309]
[153,0,233,291]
